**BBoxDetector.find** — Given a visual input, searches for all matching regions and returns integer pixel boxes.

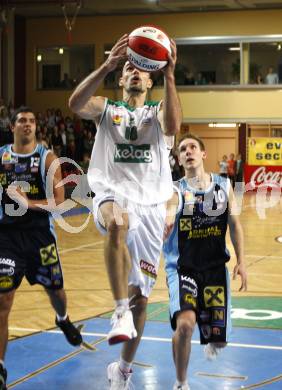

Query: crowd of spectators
[0,98,96,177]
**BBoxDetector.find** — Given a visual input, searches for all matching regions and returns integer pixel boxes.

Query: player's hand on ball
[105,34,128,72]
[162,39,177,76]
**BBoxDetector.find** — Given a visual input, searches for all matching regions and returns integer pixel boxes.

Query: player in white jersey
[69,34,182,388]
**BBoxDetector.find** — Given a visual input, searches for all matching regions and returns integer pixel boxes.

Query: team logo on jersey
[2,151,18,165]
[112,115,122,125]
[179,218,192,231]
[140,260,157,279]
[0,173,7,185]
[114,144,152,163]
[15,163,28,173]
[40,243,58,266]
[204,286,225,308]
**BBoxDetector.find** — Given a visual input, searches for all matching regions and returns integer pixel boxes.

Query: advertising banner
[244,165,282,189]
[248,138,282,166]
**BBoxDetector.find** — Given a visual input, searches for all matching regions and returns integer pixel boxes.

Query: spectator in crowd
[46,108,56,129]
[80,152,90,173]
[218,155,228,178]
[185,71,195,85]
[256,74,264,84]
[36,130,49,149]
[60,73,74,89]
[227,153,236,188]
[195,72,207,85]
[235,153,244,184]
[0,107,11,146]
[51,125,63,157]
[265,67,279,84]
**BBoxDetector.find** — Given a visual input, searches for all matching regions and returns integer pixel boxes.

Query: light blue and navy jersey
[0,144,55,234]
[163,174,231,272]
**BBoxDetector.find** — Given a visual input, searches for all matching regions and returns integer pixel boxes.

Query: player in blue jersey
[163,134,247,390]
[0,107,82,390]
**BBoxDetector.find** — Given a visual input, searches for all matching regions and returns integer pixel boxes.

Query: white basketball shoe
[173,382,190,390]
[107,362,133,390]
[107,306,137,345]
[204,343,221,361]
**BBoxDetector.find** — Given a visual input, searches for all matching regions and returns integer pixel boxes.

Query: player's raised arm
[69,34,128,120]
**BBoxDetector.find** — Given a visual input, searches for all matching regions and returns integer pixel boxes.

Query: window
[176,43,240,86]
[249,42,282,84]
[36,45,94,90]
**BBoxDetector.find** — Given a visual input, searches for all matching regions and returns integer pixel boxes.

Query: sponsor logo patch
[15,163,28,173]
[183,293,197,308]
[140,260,157,279]
[2,152,18,164]
[0,276,13,289]
[211,308,225,327]
[204,286,225,308]
[179,218,192,231]
[112,115,122,125]
[114,144,152,163]
[40,243,58,266]
[0,173,7,185]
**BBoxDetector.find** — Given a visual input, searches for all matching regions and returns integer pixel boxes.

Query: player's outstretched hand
[162,39,177,77]
[233,262,248,292]
[105,34,128,72]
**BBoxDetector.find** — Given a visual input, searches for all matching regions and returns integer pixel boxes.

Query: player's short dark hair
[10,106,34,126]
[177,133,205,151]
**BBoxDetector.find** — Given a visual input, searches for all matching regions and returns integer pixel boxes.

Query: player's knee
[133,295,147,313]
[176,318,195,339]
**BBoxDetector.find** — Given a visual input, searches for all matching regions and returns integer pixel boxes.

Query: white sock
[119,357,132,373]
[56,313,68,322]
[176,379,188,387]
[115,299,129,310]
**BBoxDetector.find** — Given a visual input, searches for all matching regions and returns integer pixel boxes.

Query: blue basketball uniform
[0,144,63,292]
[163,174,232,344]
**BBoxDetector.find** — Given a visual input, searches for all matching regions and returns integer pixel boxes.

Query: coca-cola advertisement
[244,165,282,189]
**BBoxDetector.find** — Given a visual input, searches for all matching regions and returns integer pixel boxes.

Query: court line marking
[196,371,248,380]
[8,327,282,351]
[238,373,282,389]
[58,241,103,254]
[8,336,106,389]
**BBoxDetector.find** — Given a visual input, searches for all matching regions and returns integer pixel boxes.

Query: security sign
[248,138,282,166]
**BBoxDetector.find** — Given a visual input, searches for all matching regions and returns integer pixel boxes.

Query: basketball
[127,25,171,72]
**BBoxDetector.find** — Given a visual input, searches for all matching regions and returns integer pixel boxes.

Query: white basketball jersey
[88,99,173,205]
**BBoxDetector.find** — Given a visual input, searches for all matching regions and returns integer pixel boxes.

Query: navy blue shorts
[167,264,232,344]
[0,228,63,292]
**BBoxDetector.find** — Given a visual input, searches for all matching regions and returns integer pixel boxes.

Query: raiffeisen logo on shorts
[114,144,152,163]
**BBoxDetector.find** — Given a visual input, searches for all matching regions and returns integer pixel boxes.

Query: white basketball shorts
[93,192,166,297]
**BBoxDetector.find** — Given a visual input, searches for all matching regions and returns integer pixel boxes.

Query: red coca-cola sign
[244,165,282,189]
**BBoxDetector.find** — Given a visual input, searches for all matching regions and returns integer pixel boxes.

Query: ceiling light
[104,50,111,55]
[278,44,281,51]
[59,48,64,54]
[209,123,237,128]
[229,47,240,51]
[37,54,42,62]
